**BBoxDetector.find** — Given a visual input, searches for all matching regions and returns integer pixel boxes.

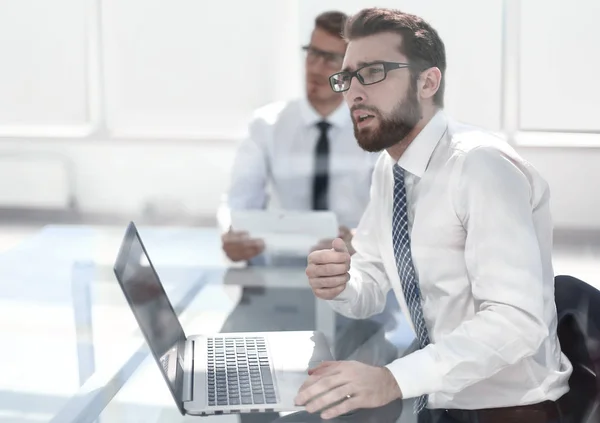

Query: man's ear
[419,67,442,101]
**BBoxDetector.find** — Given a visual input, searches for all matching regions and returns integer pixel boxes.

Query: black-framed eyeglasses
[329,62,412,93]
[302,45,345,69]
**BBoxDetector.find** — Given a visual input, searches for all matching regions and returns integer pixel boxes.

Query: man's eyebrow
[311,45,344,57]
[342,60,383,73]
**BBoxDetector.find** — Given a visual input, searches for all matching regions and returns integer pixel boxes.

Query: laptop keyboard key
[260,367,273,384]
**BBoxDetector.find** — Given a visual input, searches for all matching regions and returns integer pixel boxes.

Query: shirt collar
[299,97,351,128]
[396,110,448,178]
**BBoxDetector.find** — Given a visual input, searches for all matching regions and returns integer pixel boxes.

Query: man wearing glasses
[220,11,378,263]
[298,7,573,423]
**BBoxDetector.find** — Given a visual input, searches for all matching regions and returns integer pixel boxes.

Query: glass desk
[0,225,225,423]
[0,224,416,423]
[95,265,417,423]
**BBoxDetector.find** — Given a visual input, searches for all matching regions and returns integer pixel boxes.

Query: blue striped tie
[392,164,430,414]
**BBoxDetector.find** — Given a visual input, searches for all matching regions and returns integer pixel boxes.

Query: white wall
[0,137,237,216]
[519,0,600,131]
[101,0,302,138]
[0,0,598,228]
[0,0,88,129]
[301,0,505,132]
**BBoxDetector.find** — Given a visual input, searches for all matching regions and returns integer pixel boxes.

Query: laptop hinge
[182,339,194,402]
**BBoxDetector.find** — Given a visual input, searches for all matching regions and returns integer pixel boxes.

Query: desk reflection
[218,266,409,423]
[273,399,404,423]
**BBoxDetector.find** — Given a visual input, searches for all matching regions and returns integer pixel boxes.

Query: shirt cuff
[385,346,444,399]
[327,278,359,304]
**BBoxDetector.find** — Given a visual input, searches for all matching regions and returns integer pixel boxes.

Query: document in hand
[230,210,339,256]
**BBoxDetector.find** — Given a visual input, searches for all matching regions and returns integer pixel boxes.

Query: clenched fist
[306,238,351,300]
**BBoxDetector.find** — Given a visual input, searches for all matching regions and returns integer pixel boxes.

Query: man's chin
[308,90,337,105]
[356,135,385,153]
[354,124,390,152]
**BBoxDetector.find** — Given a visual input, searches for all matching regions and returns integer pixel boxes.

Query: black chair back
[555,275,600,422]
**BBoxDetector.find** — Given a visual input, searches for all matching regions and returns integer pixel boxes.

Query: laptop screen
[113,222,187,413]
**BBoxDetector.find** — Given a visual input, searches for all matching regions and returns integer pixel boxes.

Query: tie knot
[316,121,331,133]
[393,164,405,183]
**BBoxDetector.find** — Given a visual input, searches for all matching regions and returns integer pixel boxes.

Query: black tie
[312,121,331,210]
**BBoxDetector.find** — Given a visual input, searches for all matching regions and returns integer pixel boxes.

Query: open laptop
[113,222,333,416]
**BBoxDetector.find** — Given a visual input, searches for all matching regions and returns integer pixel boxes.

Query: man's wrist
[382,367,403,399]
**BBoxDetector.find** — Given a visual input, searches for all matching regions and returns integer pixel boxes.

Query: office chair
[554,275,600,423]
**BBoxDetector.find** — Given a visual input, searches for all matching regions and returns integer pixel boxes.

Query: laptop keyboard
[207,336,277,407]
[160,355,170,374]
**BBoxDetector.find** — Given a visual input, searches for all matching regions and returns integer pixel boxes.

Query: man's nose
[345,77,367,104]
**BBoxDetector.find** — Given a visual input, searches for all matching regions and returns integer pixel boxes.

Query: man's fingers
[242,239,265,255]
[307,263,349,278]
[295,372,347,406]
[320,395,361,419]
[308,249,350,265]
[222,236,265,261]
[332,238,348,253]
[246,238,265,249]
[297,371,326,393]
[338,226,351,238]
[310,274,349,289]
[310,240,332,253]
[305,384,357,415]
[246,245,264,258]
[223,236,263,248]
[314,285,346,300]
[222,230,249,242]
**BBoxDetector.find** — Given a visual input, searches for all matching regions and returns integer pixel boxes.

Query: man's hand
[294,361,402,419]
[221,229,265,262]
[306,238,351,300]
[310,226,356,255]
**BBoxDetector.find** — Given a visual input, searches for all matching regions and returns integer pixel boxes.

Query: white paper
[223,267,309,288]
[230,210,338,256]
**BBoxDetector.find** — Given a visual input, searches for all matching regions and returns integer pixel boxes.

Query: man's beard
[352,83,422,153]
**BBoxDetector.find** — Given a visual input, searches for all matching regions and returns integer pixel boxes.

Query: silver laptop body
[113,222,333,416]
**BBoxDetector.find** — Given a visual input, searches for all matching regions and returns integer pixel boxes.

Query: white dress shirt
[223,98,378,229]
[328,111,572,410]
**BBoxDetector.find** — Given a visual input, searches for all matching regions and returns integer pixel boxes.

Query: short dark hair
[315,11,348,39]
[344,8,446,107]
